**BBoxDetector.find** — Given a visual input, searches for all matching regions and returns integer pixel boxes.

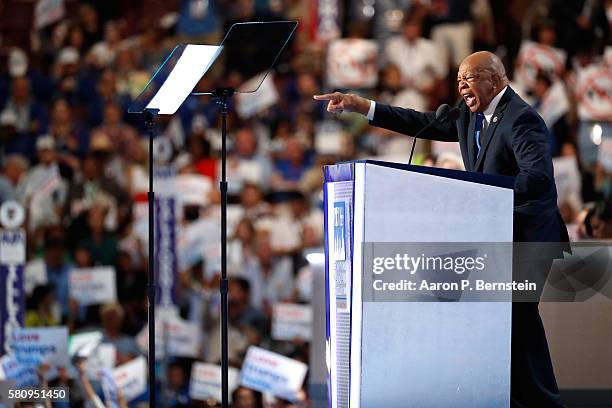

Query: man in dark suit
[315,51,568,407]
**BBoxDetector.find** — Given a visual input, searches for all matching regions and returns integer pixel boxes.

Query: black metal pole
[145,109,158,407]
[214,88,233,408]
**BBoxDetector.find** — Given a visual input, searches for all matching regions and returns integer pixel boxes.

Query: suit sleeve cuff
[366,100,376,121]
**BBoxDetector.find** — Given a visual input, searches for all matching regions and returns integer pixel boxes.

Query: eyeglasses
[456,73,481,85]
[457,70,492,85]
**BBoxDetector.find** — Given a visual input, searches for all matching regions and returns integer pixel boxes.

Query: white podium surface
[324,161,514,408]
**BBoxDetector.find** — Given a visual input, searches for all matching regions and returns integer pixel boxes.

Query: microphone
[408,104,460,165]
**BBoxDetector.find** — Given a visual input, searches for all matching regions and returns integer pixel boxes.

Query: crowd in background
[0,0,611,406]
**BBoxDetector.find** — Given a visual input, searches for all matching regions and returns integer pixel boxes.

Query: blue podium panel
[324,161,514,408]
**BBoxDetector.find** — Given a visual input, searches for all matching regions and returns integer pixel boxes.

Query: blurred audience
[0,0,609,405]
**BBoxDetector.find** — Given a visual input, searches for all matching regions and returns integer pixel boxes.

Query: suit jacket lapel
[458,109,471,170]
[466,112,476,171]
[474,88,512,171]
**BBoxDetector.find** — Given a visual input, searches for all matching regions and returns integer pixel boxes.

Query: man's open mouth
[463,93,476,107]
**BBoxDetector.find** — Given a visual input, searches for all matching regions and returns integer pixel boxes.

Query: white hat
[8,48,28,77]
[36,135,55,151]
[57,47,80,65]
[0,109,17,126]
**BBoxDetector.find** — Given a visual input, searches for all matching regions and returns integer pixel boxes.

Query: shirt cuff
[366,100,376,121]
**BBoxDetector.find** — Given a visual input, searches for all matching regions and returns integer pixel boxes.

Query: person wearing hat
[0,154,29,202]
[21,135,68,232]
[0,76,48,160]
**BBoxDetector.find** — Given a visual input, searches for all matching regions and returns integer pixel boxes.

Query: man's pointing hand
[313,92,371,116]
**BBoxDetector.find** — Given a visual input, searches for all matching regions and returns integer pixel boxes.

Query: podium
[323,160,514,408]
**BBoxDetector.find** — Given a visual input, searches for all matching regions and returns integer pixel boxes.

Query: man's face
[402,21,421,42]
[235,129,256,157]
[12,78,30,103]
[38,148,56,165]
[457,64,497,113]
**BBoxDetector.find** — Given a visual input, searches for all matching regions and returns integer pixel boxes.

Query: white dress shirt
[482,86,508,128]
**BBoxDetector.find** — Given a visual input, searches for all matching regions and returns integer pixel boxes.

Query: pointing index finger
[313,93,337,101]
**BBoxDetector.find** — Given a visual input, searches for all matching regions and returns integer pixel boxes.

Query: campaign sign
[553,156,581,205]
[236,72,279,119]
[112,356,148,402]
[240,346,308,401]
[155,197,178,307]
[327,39,378,89]
[68,330,103,357]
[87,343,116,379]
[136,312,201,359]
[0,227,26,356]
[177,217,221,273]
[272,303,313,341]
[315,121,345,155]
[69,267,117,306]
[0,264,25,356]
[317,0,341,41]
[35,0,65,29]
[575,64,612,121]
[189,362,240,403]
[0,355,38,387]
[515,41,566,88]
[24,259,47,295]
[538,80,570,128]
[0,229,25,264]
[174,174,213,206]
[10,326,69,368]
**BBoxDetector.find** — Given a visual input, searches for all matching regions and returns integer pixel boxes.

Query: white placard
[236,72,279,119]
[177,217,220,272]
[87,343,116,379]
[598,139,612,172]
[174,174,213,206]
[68,330,103,357]
[327,39,378,89]
[11,326,69,368]
[575,64,612,121]
[153,164,177,197]
[0,229,26,264]
[35,0,65,29]
[69,267,117,306]
[24,259,48,295]
[515,40,566,88]
[136,313,201,359]
[189,362,239,403]
[538,80,570,128]
[553,156,582,206]
[0,355,38,387]
[315,121,345,155]
[112,356,148,402]
[272,303,313,341]
[240,346,308,401]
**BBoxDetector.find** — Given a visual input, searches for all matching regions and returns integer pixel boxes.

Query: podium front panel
[324,161,514,408]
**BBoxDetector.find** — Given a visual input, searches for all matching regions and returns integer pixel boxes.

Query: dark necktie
[474,112,485,158]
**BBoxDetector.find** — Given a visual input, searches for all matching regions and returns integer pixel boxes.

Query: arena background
[0,0,611,407]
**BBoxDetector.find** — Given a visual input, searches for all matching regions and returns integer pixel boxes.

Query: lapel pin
[493,116,498,123]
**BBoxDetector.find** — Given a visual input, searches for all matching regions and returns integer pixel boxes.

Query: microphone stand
[408,105,459,165]
[408,120,440,165]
